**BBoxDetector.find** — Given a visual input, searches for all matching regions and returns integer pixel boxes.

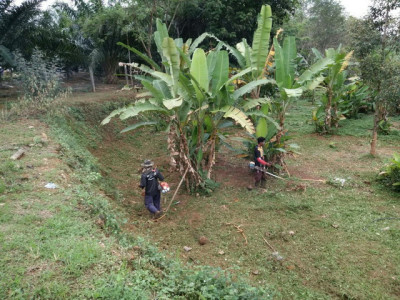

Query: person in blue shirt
[139,159,165,218]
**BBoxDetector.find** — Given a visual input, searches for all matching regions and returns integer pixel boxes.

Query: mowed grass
[91,99,400,299]
[3,88,398,299]
[0,104,272,299]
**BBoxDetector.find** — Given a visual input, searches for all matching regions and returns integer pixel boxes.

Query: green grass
[88,97,400,299]
[0,102,272,299]
[2,91,399,299]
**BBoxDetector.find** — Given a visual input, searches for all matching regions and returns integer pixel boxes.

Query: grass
[0,97,272,299]
[1,87,399,299]
[88,97,400,299]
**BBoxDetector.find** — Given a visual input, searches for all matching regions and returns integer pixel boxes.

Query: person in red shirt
[254,137,272,187]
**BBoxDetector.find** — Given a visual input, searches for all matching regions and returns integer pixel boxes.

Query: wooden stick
[300,179,326,183]
[166,166,189,213]
[234,225,248,245]
[155,166,190,221]
[225,223,248,245]
[262,236,276,252]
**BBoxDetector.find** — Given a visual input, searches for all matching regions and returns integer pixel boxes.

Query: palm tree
[0,0,44,67]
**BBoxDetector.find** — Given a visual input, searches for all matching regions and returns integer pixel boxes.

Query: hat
[141,159,154,167]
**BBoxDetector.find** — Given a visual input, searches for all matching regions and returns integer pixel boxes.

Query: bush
[13,50,70,115]
[378,153,400,191]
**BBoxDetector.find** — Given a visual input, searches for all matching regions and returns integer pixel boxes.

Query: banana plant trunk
[274,113,286,168]
[168,117,203,191]
[177,124,203,191]
[333,104,339,128]
[324,88,333,133]
[205,132,217,179]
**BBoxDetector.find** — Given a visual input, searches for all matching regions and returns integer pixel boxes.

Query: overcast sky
[339,0,372,18]
[15,0,374,18]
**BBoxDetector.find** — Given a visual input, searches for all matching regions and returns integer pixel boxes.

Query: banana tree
[270,35,333,164]
[185,5,273,100]
[310,47,354,133]
[102,19,269,189]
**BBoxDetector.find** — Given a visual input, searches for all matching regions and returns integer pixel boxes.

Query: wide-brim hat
[141,159,154,167]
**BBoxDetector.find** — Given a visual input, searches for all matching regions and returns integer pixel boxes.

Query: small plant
[340,82,371,119]
[378,153,400,191]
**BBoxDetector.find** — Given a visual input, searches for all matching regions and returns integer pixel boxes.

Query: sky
[15,0,373,19]
[338,0,372,18]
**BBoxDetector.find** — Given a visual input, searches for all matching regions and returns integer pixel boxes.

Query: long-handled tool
[155,166,189,221]
[253,166,287,181]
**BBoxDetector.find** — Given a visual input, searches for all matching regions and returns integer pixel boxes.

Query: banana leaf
[251,5,272,78]
[233,78,275,100]
[117,42,160,71]
[190,48,209,103]
[211,50,229,95]
[214,106,255,134]
[120,121,158,133]
[162,37,180,97]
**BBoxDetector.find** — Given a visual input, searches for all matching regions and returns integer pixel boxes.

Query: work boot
[154,210,164,219]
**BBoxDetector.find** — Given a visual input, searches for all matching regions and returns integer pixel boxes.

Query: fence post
[124,64,129,86]
[89,66,96,92]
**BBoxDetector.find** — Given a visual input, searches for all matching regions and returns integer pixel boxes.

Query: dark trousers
[144,193,161,214]
[255,169,266,186]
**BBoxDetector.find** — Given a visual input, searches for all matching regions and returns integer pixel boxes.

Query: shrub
[13,50,70,115]
[378,153,400,191]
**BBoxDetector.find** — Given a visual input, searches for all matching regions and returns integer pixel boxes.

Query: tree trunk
[104,59,118,84]
[370,102,387,156]
[370,112,378,156]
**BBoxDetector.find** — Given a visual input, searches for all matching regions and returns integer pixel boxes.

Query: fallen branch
[300,178,326,183]
[226,223,248,245]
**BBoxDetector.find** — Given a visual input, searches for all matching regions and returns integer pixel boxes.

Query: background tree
[0,0,44,67]
[81,3,130,83]
[349,0,400,155]
[283,0,347,60]
[174,0,298,46]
